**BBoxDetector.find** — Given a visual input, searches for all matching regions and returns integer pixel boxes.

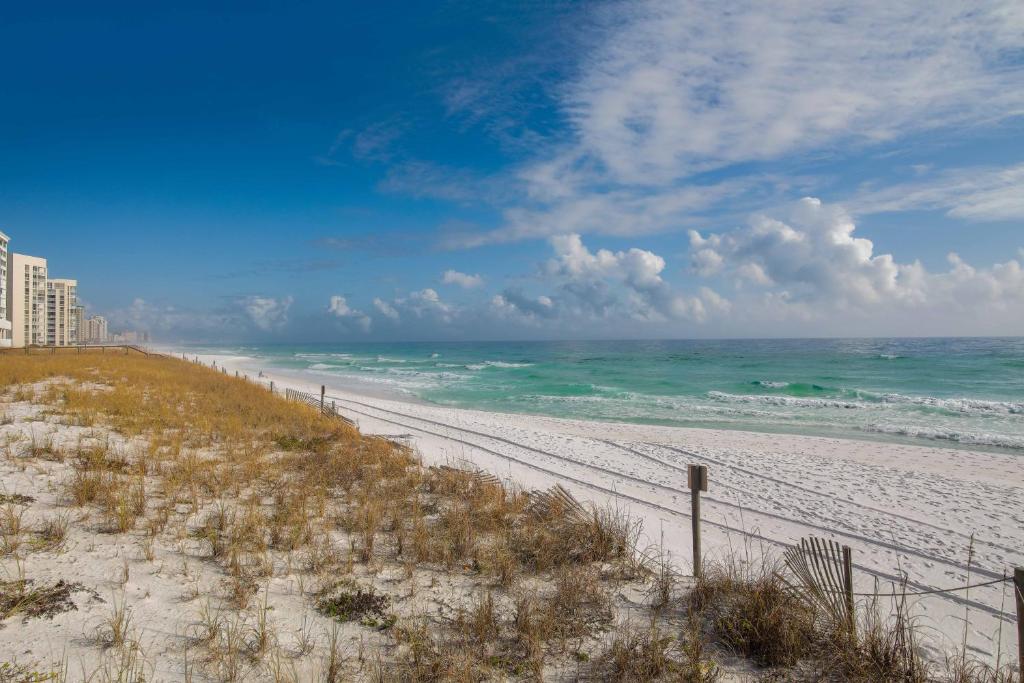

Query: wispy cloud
[439,0,1024,247]
[849,163,1024,221]
[563,1,1024,185]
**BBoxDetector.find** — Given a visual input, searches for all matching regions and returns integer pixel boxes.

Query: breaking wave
[861,424,1024,450]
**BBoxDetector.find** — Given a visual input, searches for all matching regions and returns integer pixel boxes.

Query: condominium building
[84,315,108,343]
[72,305,84,344]
[7,253,48,347]
[0,232,9,347]
[46,278,78,346]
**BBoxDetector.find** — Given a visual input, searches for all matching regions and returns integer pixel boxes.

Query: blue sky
[2,1,1023,341]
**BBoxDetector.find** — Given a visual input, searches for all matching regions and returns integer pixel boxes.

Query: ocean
[184,337,1024,452]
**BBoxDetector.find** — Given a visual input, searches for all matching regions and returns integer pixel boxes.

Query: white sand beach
[183,350,1024,663]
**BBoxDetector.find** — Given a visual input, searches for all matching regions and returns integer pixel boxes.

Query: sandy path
[193,351,1023,661]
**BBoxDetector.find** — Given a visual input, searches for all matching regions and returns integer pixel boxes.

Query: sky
[2,0,1023,342]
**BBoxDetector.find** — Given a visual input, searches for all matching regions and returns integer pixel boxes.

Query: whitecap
[753,380,790,389]
[858,392,1024,415]
[861,423,1024,450]
[708,391,864,409]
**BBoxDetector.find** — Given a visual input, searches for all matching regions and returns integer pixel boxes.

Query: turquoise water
[187,338,1024,452]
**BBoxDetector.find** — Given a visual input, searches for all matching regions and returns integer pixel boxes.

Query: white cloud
[689,197,1024,320]
[451,179,751,247]
[545,234,726,322]
[372,297,400,321]
[372,289,458,326]
[566,1,1024,185]
[450,0,1024,247]
[490,290,557,323]
[850,163,1024,222]
[327,295,372,332]
[441,269,485,289]
[240,296,293,332]
[403,288,456,323]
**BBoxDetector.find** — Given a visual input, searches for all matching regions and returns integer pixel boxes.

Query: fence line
[284,387,355,427]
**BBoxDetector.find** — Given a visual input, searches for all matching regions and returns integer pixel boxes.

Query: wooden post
[1015,567,1023,675]
[320,385,325,413]
[842,545,856,639]
[331,400,336,415]
[269,381,274,393]
[688,464,708,579]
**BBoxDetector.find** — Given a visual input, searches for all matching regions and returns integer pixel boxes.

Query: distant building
[46,278,78,347]
[72,305,84,344]
[84,315,108,343]
[8,253,48,347]
[0,232,9,348]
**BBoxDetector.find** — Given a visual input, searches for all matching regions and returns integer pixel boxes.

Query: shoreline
[170,345,1024,660]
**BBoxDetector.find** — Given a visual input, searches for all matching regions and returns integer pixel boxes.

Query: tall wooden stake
[842,545,856,639]
[1015,567,1023,675]
[688,464,708,579]
[269,380,274,393]
[320,385,325,413]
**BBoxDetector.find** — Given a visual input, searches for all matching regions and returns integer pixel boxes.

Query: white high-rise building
[8,253,48,348]
[7,253,48,347]
[84,315,108,343]
[46,278,78,347]
[0,232,10,348]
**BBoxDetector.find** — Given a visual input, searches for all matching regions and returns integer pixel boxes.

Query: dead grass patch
[0,579,98,624]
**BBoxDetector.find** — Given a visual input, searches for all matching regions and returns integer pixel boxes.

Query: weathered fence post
[320,385,326,413]
[269,381,274,394]
[842,545,856,639]
[331,400,336,415]
[235,370,239,378]
[1015,567,1023,674]
[688,464,708,579]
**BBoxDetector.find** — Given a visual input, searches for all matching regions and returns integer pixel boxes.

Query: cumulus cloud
[371,289,458,326]
[327,295,372,332]
[544,234,727,322]
[241,296,293,331]
[441,269,485,288]
[490,290,556,323]
[372,297,400,321]
[689,197,1024,319]
[402,288,456,323]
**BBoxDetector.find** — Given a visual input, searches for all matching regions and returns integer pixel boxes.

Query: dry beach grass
[0,350,1019,681]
